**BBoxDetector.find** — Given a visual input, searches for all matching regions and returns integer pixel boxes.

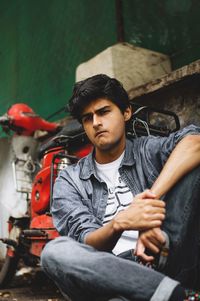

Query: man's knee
[41,236,75,269]
[41,239,56,267]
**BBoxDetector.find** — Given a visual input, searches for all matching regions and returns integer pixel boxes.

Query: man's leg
[41,236,179,301]
[161,165,200,288]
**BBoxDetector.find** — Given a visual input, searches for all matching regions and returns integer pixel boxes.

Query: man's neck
[95,144,125,164]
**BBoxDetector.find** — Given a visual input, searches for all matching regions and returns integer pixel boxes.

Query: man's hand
[132,191,166,263]
[85,190,165,252]
[135,227,166,262]
[113,190,166,232]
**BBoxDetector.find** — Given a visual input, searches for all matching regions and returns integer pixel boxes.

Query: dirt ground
[0,267,65,301]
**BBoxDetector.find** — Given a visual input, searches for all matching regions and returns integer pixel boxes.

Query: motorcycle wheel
[0,214,20,288]
[0,250,19,288]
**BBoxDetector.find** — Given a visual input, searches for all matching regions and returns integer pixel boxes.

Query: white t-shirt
[95,152,138,255]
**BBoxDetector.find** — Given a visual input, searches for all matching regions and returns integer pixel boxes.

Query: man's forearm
[85,220,122,251]
[151,135,200,198]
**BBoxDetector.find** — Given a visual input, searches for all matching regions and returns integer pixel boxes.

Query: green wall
[124,0,200,69]
[0,0,116,119]
[0,0,199,121]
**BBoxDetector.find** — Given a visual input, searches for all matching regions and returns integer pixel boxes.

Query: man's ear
[124,106,132,121]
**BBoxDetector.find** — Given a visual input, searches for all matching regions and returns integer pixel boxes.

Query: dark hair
[67,74,130,122]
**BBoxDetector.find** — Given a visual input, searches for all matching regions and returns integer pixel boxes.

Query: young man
[41,74,200,301]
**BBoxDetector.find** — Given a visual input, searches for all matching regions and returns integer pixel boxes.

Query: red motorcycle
[0,102,180,288]
[0,103,92,288]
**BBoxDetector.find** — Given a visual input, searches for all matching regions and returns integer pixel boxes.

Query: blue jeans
[161,165,200,288]
[41,238,177,301]
[41,166,200,300]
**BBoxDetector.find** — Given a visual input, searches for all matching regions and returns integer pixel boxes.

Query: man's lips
[95,130,107,137]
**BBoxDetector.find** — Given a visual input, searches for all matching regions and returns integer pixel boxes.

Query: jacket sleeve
[52,168,102,243]
[143,124,200,180]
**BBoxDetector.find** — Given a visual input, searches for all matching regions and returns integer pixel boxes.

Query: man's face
[81,98,131,161]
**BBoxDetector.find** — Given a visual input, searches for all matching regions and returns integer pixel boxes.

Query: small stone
[2,291,11,298]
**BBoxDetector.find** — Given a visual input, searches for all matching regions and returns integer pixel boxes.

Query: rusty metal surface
[128,60,200,128]
[128,59,200,100]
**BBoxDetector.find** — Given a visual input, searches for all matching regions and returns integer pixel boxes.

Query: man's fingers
[135,244,154,262]
[135,238,145,255]
[153,229,166,245]
[134,198,166,208]
[143,207,165,215]
[148,220,163,228]
[153,213,165,221]
[142,201,166,221]
[135,239,154,262]
[139,228,166,253]
[146,199,165,208]
[142,240,160,254]
[138,252,155,263]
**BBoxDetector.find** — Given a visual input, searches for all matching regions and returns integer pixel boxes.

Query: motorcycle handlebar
[0,115,10,126]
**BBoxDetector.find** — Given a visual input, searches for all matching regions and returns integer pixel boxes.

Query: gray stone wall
[129,61,200,128]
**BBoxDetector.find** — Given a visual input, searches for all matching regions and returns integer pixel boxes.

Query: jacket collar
[80,138,136,180]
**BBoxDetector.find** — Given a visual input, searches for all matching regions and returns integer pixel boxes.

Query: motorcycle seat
[38,119,85,158]
[56,119,84,137]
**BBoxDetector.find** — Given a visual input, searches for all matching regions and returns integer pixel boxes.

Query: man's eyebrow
[81,105,111,119]
[96,105,111,112]
[81,112,92,119]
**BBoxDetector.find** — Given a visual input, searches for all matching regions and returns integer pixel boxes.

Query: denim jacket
[52,125,200,243]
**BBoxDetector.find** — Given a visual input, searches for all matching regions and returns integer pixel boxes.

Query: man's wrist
[112,214,125,234]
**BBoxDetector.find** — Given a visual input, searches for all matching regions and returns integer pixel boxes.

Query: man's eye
[82,115,92,123]
[100,109,110,115]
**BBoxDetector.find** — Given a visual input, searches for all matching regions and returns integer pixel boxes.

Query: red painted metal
[29,215,59,257]
[7,248,15,258]
[7,103,58,135]
[42,149,62,168]
[31,166,51,215]
[30,214,55,229]
[73,144,93,158]
[2,103,93,262]
[31,149,65,216]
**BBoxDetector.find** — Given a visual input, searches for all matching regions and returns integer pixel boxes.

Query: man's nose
[93,114,102,128]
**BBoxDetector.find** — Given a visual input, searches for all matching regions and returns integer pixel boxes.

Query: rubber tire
[0,254,19,288]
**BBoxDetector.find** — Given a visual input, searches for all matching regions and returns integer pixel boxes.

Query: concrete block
[76,43,171,91]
